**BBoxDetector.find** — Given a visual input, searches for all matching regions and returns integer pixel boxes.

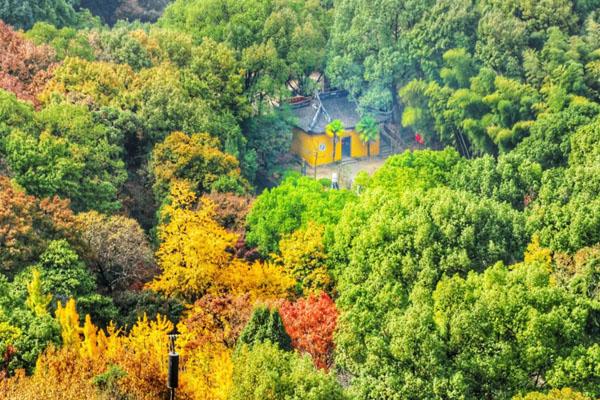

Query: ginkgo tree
[149,180,294,302]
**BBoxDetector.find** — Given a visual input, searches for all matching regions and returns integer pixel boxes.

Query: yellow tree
[150,180,294,303]
[55,299,82,348]
[149,180,238,301]
[25,269,52,317]
[277,222,331,294]
[216,260,295,301]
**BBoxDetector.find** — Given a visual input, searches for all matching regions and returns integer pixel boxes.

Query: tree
[332,183,528,397]
[149,182,239,301]
[39,57,135,108]
[159,0,330,101]
[527,116,600,252]
[327,0,429,111]
[241,110,294,182]
[0,0,82,30]
[0,176,79,274]
[356,116,379,158]
[475,7,528,78]
[277,222,331,294]
[25,269,51,317]
[115,0,171,23]
[79,0,122,25]
[0,90,35,140]
[4,101,128,213]
[131,60,246,151]
[231,342,346,400]
[0,22,56,105]
[201,192,254,233]
[280,293,338,370]
[180,294,253,349]
[25,22,94,61]
[0,274,61,374]
[449,152,543,210]
[337,254,598,398]
[363,148,463,193]
[150,131,249,204]
[238,306,292,351]
[150,182,293,302]
[14,240,117,326]
[90,25,153,71]
[77,211,156,293]
[325,119,344,162]
[513,99,600,169]
[515,389,592,400]
[246,173,356,255]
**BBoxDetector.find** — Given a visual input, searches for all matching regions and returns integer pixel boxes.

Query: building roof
[289,91,391,134]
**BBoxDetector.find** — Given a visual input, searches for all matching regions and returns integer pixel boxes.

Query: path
[289,157,388,189]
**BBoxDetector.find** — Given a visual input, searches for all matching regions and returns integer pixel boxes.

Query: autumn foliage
[0,21,56,106]
[0,176,79,273]
[180,295,252,350]
[2,0,600,398]
[149,181,294,302]
[280,292,338,370]
[150,132,248,203]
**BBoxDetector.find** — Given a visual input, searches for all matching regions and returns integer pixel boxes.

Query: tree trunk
[332,135,337,162]
[367,141,371,158]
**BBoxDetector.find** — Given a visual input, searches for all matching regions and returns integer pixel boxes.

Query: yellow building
[289,91,389,167]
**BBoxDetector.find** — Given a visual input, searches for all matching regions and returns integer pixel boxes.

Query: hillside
[0,1,599,399]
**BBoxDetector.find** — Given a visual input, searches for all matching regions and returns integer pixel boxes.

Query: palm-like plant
[356,116,379,158]
[326,119,345,162]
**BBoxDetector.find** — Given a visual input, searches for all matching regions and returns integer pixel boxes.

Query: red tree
[0,21,56,106]
[280,292,338,370]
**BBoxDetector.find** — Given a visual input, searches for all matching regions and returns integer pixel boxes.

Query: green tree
[25,22,94,61]
[0,276,60,374]
[0,0,81,30]
[91,24,153,71]
[332,182,528,397]
[475,7,527,78]
[159,0,329,101]
[4,102,127,213]
[241,110,294,182]
[0,90,35,143]
[231,342,347,400]
[14,240,117,326]
[364,148,463,193]
[337,256,598,398]
[527,116,600,252]
[512,98,600,169]
[450,152,543,210]
[327,0,432,111]
[246,173,356,255]
[238,306,292,351]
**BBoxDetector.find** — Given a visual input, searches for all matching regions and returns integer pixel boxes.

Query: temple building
[289,91,391,167]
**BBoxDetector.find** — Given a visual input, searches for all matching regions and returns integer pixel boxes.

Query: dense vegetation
[0,1,599,399]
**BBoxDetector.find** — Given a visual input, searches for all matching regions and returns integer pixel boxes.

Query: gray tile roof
[290,91,390,134]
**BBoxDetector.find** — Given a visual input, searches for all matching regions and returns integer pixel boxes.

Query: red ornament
[415,133,425,145]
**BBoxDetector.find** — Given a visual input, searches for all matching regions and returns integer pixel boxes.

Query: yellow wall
[291,129,380,167]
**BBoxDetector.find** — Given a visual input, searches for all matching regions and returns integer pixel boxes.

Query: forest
[0,0,599,399]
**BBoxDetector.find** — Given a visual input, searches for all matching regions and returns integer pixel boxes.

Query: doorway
[341,136,351,158]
